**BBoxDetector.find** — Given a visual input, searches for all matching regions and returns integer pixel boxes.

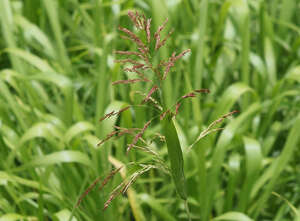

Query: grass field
[0,0,300,220]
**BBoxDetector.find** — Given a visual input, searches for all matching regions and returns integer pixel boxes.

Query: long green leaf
[162,112,187,200]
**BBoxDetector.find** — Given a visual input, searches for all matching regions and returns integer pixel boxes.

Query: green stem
[185,200,191,221]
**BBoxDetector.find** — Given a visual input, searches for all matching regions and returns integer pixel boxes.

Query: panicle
[127,120,152,154]
[112,79,147,85]
[121,165,155,194]
[160,110,170,120]
[98,166,123,191]
[195,89,210,93]
[97,131,118,146]
[76,166,122,208]
[134,91,163,111]
[99,110,116,122]
[175,49,191,60]
[114,58,143,66]
[156,29,174,51]
[123,68,151,82]
[146,18,151,43]
[103,164,156,210]
[103,182,125,210]
[142,85,158,103]
[188,110,239,150]
[182,92,196,99]
[162,49,191,80]
[118,106,130,114]
[99,107,130,123]
[175,102,181,116]
[114,126,141,137]
[163,52,176,79]
[76,176,102,207]
[114,50,141,56]
[118,26,148,53]
[128,11,141,29]
[154,18,169,50]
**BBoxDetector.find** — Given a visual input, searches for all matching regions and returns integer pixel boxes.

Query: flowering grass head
[76,10,238,212]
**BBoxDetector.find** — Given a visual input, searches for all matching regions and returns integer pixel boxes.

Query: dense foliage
[0,0,300,220]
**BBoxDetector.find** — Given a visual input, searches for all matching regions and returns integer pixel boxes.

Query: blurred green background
[0,0,300,220]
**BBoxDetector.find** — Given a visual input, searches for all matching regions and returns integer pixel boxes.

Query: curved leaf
[213,211,253,221]
[64,121,95,144]
[15,151,92,171]
[54,209,77,221]
[6,48,55,73]
[238,137,262,211]
[14,15,55,58]
[0,213,35,221]
[209,82,254,122]
[19,122,64,148]
[285,65,300,83]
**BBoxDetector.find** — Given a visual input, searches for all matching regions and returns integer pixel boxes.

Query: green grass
[1,0,300,220]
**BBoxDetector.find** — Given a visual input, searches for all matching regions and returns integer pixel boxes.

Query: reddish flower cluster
[115,10,191,85]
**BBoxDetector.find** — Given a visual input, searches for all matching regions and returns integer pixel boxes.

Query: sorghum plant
[77,10,237,218]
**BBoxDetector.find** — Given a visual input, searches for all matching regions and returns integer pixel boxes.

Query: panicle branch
[154,18,169,50]
[156,29,174,51]
[188,110,239,150]
[182,92,196,99]
[127,120,152,154]
[142,85,158,103]
[145,18,151,43]
[194,89,210,93]
[112,79,148,85]
[134,91,163,111]
[97,130,118,146]
[76,166,123,208]
[121,165,156,194]
[103,164,157,210]
[114,59,144,66]
[99,106,130,123]
[99,110,116,123]
[98,166,123,191]
[162,49,191,80]
[160,110,170,120]
[113,126,142,137]
[128,11,142,29]
[103,181,126,210]
[118,26,149,53]
[175,102,181,116]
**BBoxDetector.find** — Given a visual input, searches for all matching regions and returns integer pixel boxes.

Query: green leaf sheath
[162,113,187,200]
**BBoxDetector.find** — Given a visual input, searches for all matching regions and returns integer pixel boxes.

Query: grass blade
[162,112,187,200]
